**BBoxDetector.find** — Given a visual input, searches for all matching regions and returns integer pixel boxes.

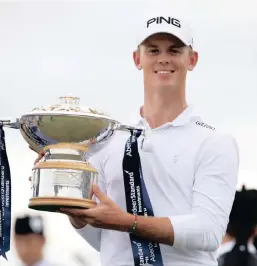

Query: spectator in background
[14,214,57,266]
[217,186,257,266]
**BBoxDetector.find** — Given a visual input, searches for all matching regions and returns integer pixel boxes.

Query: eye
[148,48,159,54]
[169,49,180,54]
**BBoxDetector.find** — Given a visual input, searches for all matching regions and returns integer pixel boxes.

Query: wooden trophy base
[29,197,97,212]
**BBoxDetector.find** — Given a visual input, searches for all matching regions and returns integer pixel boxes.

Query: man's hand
[62,185,174,245]
[60,184,134,232]
[68,215,88,229]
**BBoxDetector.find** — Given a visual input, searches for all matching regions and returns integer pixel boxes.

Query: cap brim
[139,31,187,46]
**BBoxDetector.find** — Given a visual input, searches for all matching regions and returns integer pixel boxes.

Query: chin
[156,80,175,89]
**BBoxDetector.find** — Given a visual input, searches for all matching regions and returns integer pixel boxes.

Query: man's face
[14,234,45,263]
[133,33,198,91]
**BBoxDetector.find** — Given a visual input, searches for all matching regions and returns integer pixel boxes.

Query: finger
[28,176,32,182]
[60,211,94,225]
[34,156,41,165]
[92,184,109,202]
[34,151,45,165]
[58,212,92,227]
[59,208,93,217]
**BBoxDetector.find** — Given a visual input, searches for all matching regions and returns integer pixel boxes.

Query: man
[35,11,239,266]
[216,186,257,266]
[14,214,50,266]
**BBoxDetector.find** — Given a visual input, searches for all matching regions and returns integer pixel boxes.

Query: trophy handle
[0,118,20,129]
[113,123,145,136]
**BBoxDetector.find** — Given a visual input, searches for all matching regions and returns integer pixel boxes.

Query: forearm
[121,210,223,251]
[136,216,174,245]
[122,214,174,245]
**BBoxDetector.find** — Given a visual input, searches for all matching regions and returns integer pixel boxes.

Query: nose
[157,56,171,65]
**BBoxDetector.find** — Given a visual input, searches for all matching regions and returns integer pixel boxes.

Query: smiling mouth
[154,70,175,74]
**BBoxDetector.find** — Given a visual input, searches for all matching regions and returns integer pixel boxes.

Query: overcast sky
[0,0,257,265]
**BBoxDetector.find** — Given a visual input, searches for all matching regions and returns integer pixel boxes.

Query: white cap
[29,216,43,234]
[136,12,193,48]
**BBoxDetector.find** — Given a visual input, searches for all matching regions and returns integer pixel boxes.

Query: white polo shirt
[74,106,239,266]
[20,259,60,266]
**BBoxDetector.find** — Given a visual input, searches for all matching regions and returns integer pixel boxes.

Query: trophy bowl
[19,95,117,153]
[1,95,120,212]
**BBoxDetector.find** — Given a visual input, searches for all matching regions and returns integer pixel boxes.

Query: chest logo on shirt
[173,155,179,163]
[196,121,215,130]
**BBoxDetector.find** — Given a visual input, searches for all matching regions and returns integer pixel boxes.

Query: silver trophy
[1,95,140,212]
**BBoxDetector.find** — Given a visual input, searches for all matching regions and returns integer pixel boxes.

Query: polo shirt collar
[137,104,195,129]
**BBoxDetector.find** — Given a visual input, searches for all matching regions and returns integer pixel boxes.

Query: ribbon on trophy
[123,129,164,266]
[0,122,11,260]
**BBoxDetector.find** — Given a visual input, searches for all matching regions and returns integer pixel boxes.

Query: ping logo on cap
[147,17,181,28]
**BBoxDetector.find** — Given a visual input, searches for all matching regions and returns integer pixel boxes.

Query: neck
[143,85,187,128]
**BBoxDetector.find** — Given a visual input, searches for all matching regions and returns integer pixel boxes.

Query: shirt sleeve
[71,151,107,252]
[169,133,239,251]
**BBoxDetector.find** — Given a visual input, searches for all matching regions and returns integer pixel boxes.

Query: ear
[133,50,142,70]
[188,50,198,71]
